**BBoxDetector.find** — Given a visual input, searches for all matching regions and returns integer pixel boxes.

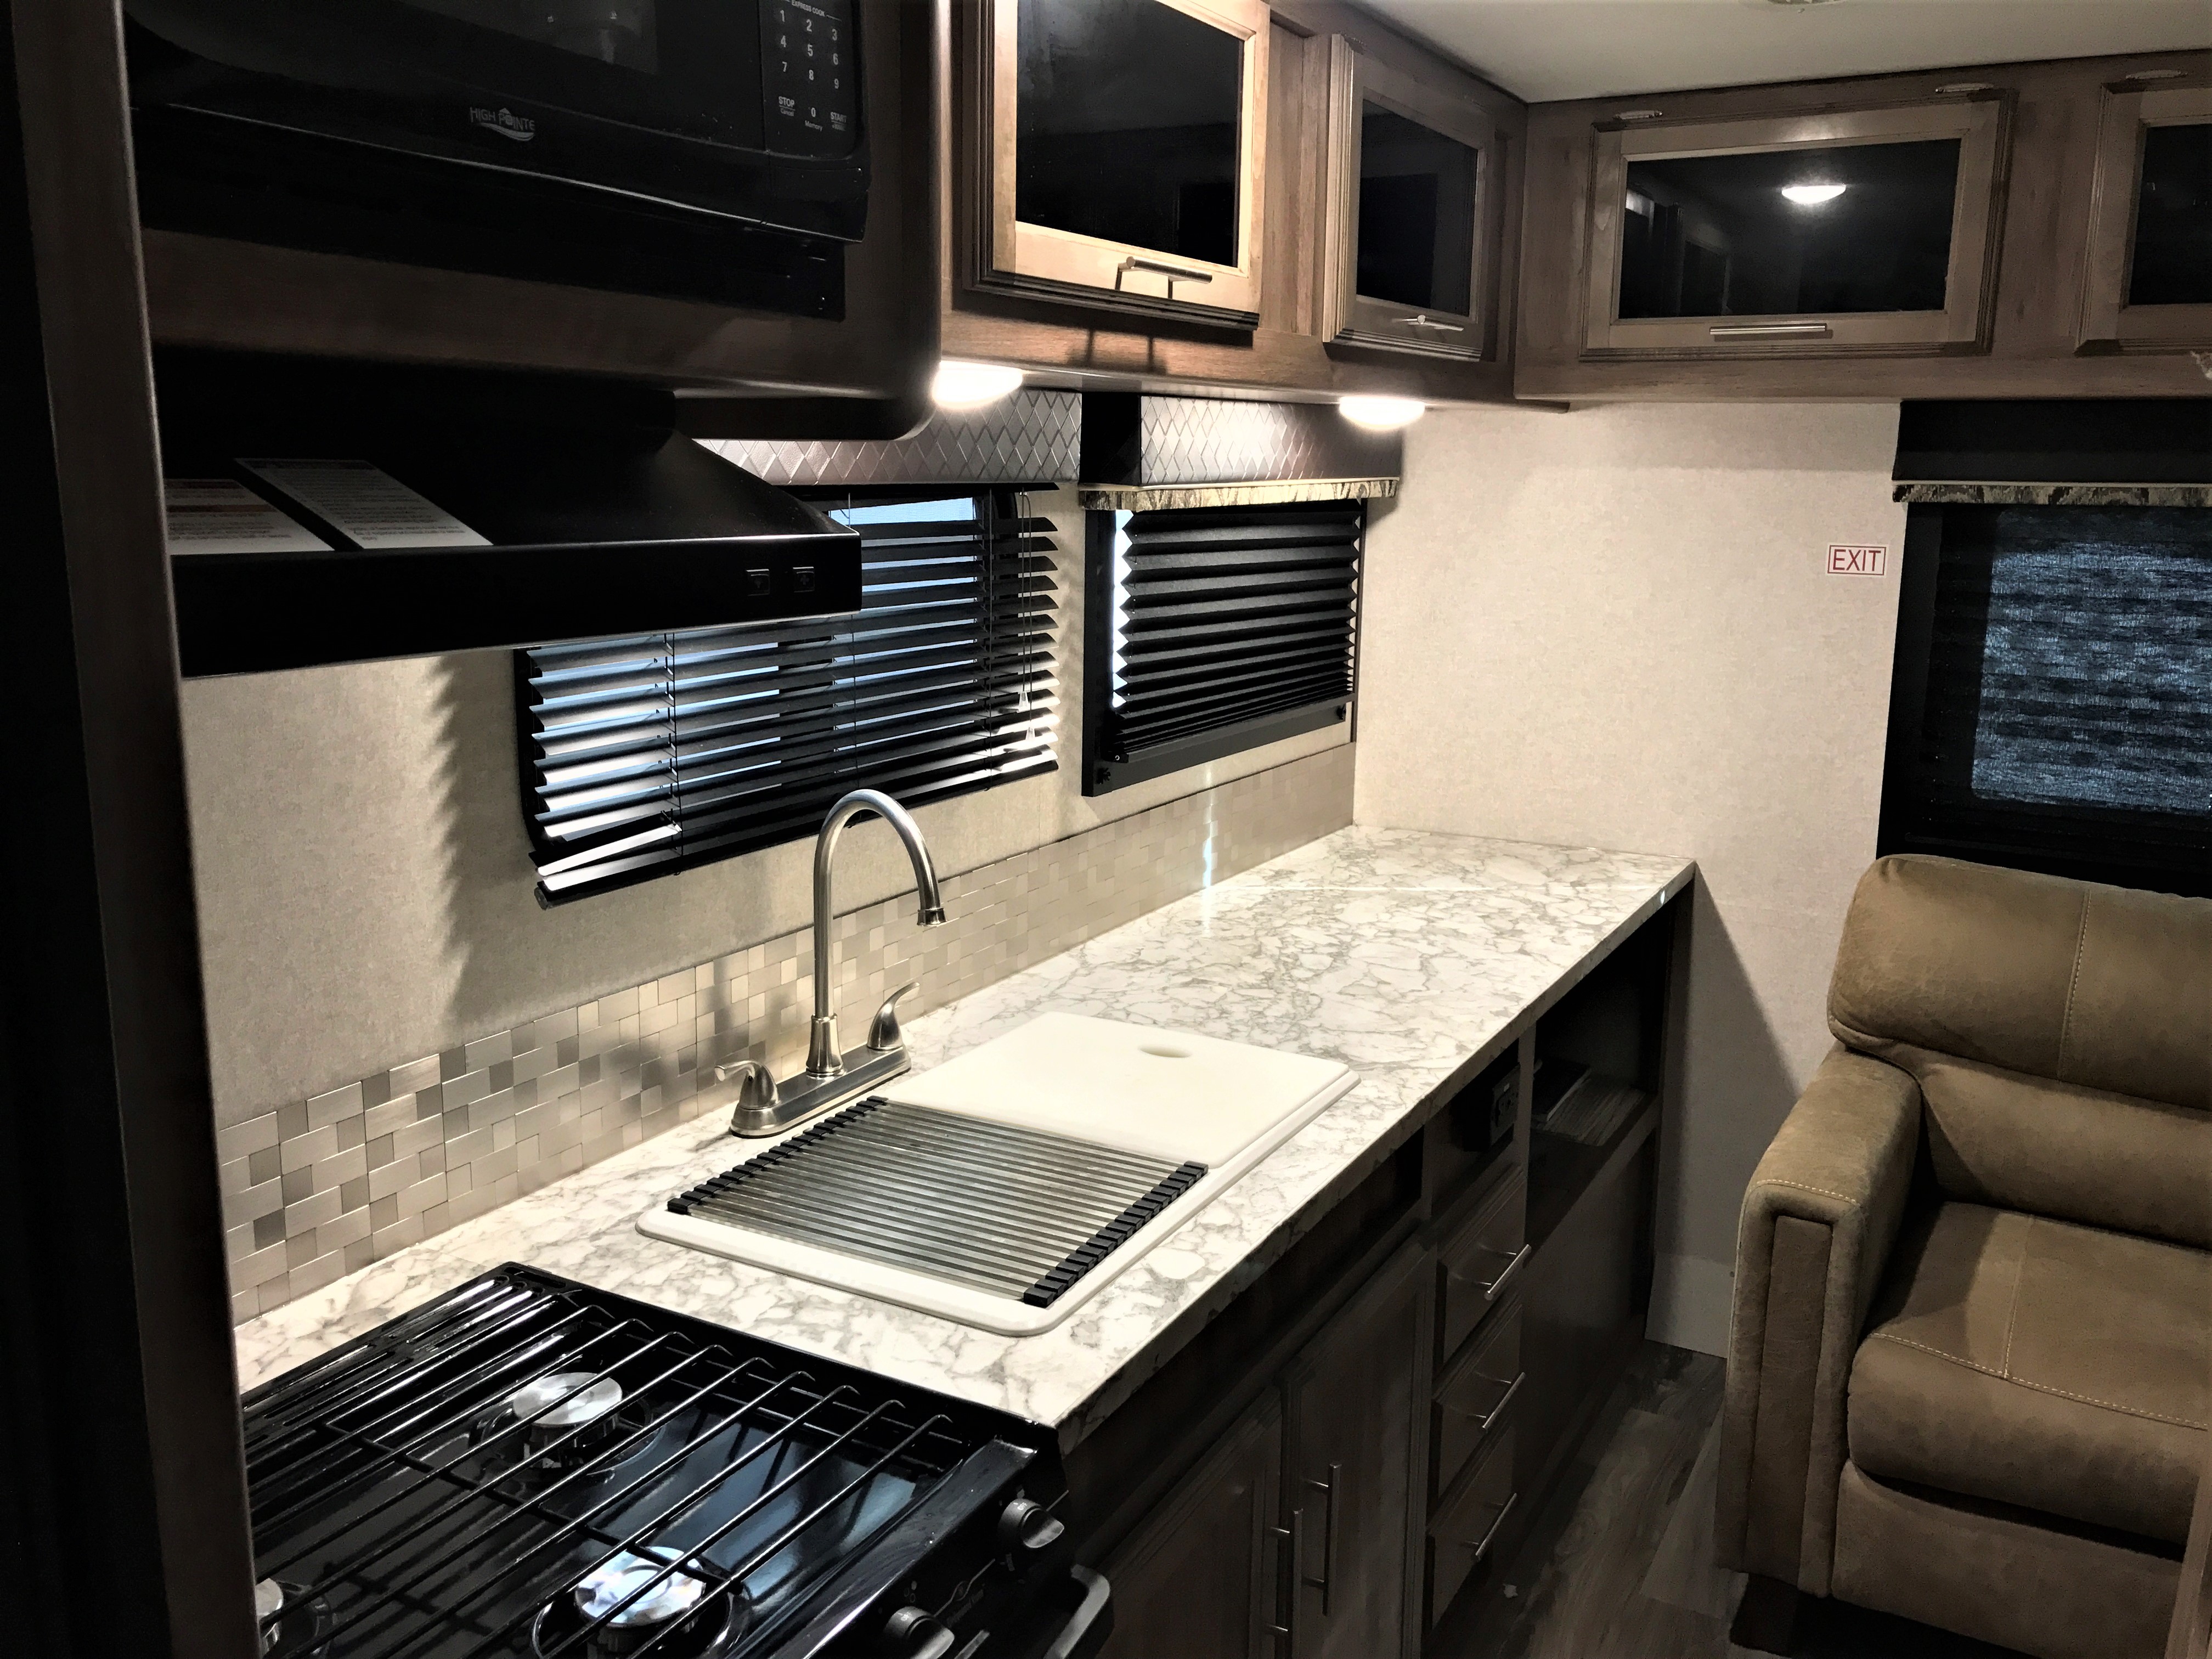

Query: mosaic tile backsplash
[213,746,1355,1323]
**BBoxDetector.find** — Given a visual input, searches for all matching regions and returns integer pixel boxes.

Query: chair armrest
[1717,1047,1920,1595]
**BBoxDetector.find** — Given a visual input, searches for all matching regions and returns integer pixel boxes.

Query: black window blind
[1081,498,1361,794]
[1880,503,2211,896]
[518,489,1057,904]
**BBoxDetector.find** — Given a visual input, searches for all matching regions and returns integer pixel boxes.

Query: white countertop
[233,827,1691,1448]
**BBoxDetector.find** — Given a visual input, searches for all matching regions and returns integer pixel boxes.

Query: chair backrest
[1829,855,2212,1246]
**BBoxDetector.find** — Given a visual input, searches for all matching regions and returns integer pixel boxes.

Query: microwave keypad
[763,0,858,155]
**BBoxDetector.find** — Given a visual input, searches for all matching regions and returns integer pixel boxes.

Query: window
[1880,503,2211,896]
[1081,498,1361,795]
[518,490,1057,904]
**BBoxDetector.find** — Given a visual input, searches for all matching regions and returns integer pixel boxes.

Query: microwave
[125,0,869,316]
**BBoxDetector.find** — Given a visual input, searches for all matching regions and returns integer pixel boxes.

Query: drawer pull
[1302,1463,1341,1615]
[1443,1369,1525,1435]
[1471,1491,1519,1564]
[1267,1514,1301,1646]
[1707,321,1831,340]
[1480,1244,1531,1304]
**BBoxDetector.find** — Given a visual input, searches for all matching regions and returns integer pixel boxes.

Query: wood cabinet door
[1280,1240,1428,1659]
[2076,82,2212,352]
[1097,1391,1284,1659]
[1580,93,2011,359]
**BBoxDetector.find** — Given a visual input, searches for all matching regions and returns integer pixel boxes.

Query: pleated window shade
[1081,499,1362,795]
[1880,503,2211,896]
[518,489,1058,904]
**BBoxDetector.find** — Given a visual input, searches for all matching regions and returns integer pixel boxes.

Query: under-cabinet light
[1339,395,1425,431]
[932,360,1023,409]
[1780,183,1848,206]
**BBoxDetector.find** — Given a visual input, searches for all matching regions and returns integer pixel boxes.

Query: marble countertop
[233,827,1692,1448]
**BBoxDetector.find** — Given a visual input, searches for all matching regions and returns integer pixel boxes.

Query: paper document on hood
[240,459,490,550]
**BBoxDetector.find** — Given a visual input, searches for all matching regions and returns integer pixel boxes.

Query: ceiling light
[931,360,1023,409]
[1339,395,1425,431]
[1781,183,1847,206]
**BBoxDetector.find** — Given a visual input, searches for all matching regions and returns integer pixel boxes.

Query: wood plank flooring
[1439,1343,2029,1659]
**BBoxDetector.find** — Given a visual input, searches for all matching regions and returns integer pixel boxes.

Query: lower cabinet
[1280,1243,1427,1659]
[1096,1242,1429,1659]
[1097,1393,1283,1659]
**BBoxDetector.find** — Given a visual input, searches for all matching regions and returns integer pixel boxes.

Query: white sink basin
[637,1014,1355,1334]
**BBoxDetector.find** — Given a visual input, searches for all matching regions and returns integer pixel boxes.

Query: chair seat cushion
[1849,1202,2209,1544]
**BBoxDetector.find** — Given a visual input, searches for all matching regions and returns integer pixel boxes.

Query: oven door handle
[1041,1566,1112,1659]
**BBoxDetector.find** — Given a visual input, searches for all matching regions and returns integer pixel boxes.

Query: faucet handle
[711,1059,778,1135]
[867,983,921,1053]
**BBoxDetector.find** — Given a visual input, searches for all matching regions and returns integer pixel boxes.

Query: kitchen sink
[637,1014,1356,1334]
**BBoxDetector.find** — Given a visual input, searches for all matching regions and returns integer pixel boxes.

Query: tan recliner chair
[1719,854,2211,1659]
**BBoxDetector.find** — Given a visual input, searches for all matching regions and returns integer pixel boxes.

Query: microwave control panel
[762,0,858,157]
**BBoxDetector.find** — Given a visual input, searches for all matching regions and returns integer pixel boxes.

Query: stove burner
[511,1372,625,1429]
[253,1576,334,1658]
[471,1370,657,1480]
[530,1549,750,1658]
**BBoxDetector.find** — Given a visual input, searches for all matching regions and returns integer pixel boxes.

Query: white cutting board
[637,1014,1356,1335]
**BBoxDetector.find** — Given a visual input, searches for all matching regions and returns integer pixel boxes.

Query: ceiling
[1355,0,2210,103]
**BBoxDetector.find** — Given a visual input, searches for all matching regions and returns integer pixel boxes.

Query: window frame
[1877,501,2211,897]
[516,486,1058,904]
[1079,496,1361,797]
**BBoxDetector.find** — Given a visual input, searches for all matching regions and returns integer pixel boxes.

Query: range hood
[156,355,864,677]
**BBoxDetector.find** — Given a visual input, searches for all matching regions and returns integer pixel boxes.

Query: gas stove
[240,1265,1109,1659]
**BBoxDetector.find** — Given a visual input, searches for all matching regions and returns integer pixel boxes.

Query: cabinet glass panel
[1015,0,1243,268]
[1356,103,1480,314]
[1618,138,1961,319]
[2130,121,2212,308]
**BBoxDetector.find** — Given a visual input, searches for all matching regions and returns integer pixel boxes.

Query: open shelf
[1527,1077,1658,1253]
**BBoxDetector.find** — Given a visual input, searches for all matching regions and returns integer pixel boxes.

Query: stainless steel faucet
[805,788,946,1076]
[710,788,949,1136]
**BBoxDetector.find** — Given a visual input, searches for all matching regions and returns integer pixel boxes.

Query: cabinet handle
[1475,1370,1525,1432]
[1480,1244,1530,1304]
[1471,1491,1519,1564]
[1267,1513,1302,1647]
[1707,321,1831,340]
[1302,1464,1341,1616]
[1116,255,1216,296]
[1442,1369,1526,1434]
[1395,314,1466,331]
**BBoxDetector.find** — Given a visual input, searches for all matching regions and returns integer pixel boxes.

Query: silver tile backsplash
[215,745,1355,1323]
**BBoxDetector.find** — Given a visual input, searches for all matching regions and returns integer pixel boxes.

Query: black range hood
[156,354,863,677]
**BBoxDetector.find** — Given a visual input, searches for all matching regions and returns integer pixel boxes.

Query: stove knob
[997,1496,1066,1551]
[883,1605,956,1659]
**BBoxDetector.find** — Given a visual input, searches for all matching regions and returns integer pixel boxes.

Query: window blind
[1880,503,2211,896]
[1081,498,1361,794]
[518,489,1057,904]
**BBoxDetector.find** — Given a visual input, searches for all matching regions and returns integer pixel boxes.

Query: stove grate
[241,1267,981,1658]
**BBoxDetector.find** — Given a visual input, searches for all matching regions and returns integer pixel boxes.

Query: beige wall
[180,488,1348,1131]
[1356,402,1907,1354]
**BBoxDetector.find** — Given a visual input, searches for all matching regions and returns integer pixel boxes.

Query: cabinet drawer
[1437,1171,1526,1365]
[1431,1295,1521,1504]
[1426,1424,1517,1628]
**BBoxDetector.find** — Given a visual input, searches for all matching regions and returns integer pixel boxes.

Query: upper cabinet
[972,0,1271,325]
[1581,95,2008,359]
[1518,50,2212,400]
[2078,79,2212,353]
[1319,37,1502,359]
[943,0,1530,405]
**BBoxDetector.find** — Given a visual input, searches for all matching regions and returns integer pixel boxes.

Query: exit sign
[1829,544,1888,576]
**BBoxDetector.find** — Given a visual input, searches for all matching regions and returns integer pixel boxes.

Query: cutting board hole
[1139,1043,1193,1059]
